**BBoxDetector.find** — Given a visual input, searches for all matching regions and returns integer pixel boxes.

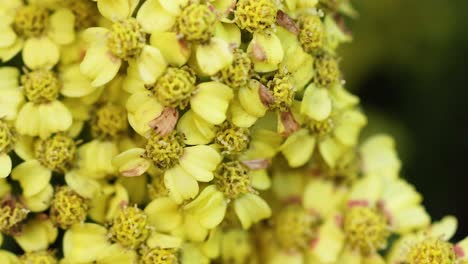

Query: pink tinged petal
[279,110,300,137]
[112,148,151,177]
[23,37,59,70]
[276,10,299,34]
[48,8,75,45]
[80,45,121,87]
[148,107,179,137]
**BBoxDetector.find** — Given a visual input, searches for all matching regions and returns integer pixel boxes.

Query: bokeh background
[342,0,468,239]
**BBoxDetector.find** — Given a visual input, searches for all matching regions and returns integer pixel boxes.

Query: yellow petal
[380,179,422,215]
[80,44,121,87]
[22,184,53,212]
[96,244,138,264]
[177,110,216,145]
[214,22,241,46]
[330,83,359,110]
[429,216,457,241]
[63,223,111,263]
[184,185,227,228]
[228,97,258,128]
[13,136,34,161]
[0,37,23,62]
[11,160,51,197]
[234,193,271,229]
[65,170,101,199]
[190,81,234,125]
[333,109,367,146]
[14,219,53,252]
[0,250,18,264]
[97,0,137,21]
[150,31,191,66]
[180,145,221,182]
[60,64,97,97]
[195,38,233,76]
[48,8,75,45]
[309,216,345,263]
[237,80,268,118]
[0,153,12,178]
[0,26,17,48]
[348,176,382,205]
[247,32,284,72]
[77,139,119,178]
[392,205,430,234]
[164,165,199,204]
[132,45,167,84]
[301,84,332,121]
[318,136,345,168]
[146,232,182,249]
[303,179,347,218]
[360,134,401,180]
[126,91,164,137]
[137,0,177,33]
[249,170,271,190]
[23,37,59,69]
[280,129,316,168]
[145,197,182,232]
[0,85,23,120]
[183,214,210,242]
[113,148,151,177]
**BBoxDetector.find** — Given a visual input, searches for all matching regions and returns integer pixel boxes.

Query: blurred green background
[342,0,468,239]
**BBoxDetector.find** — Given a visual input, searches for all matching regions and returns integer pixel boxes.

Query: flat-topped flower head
[215,121,250,156]
[0,120,15,154]
[91,103,128,139]
[273,204,318,251]
[66,0,99,30]
[13,5,50,38]
[34,133,76,173]
[343,205,389,254]
[235,0,278,32]
[19,250,57,264]
[109,205,150,249]
[267,72,295,112]
[146,66,196,109]
[21,69,60,104]
[298,15,324,55]
[216,49,253,90]
[50,186,88,229]
[314,54,340,88]
[406,237,457,264]
[107,18,147,61]
[0,197,29,235]
[145,131,185,170]
[140,247,178,264]
[215,161,251,199]
[176,3,217,43]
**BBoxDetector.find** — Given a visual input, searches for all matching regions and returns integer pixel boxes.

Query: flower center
[107,18,146,61]
[109,206,150,249]
[146,66,196,109]
[216,49,253,89]
[140,247,178,264]
[144,131,185,170]
[19,250,57,264]
[309,118,334,138]
[267,73,295,112]
[406,238,457,264]
[50,186,88,229]
[176,3,217,43]
[21,69,60,104]
[14,5,50,38]
[91,103,128,139]
[214,161,250,199]
[298,15,324,55]
[215,121,250,157]
[273,204,317,251]
[314,54,340,88]
[0,197,29,235]
[34,133,76,173]
[343,206,389,254]
[66,0,99,30]
[0,120,15,154]
[235,0,278,33]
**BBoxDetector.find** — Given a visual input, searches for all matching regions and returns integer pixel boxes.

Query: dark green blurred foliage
[342,0,468,239]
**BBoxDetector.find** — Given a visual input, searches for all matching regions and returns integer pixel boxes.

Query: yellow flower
[0,1,75,69]
[13,217,57,253]
[62,223,111,263]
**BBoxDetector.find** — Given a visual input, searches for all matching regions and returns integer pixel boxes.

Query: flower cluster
[0,0,466,263]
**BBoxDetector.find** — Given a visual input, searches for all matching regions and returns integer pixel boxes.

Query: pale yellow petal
[180,145,222,182]
[177,110,216,145]
[80,44,121,87]
[146,232,182,249]
[301,84,332,121]
[0,153,12,178]
[48,8,75,45]
[11,160,51,197]
[112,148,151,177]
[23,37,59,69]
[97,0,136,21]
[126,91,164,137]
[309,216,345,263]
[133,45,167,84]
[22,184,53,212]
[96,243,138,264]
[0,26,17,48]
[164,165,199,204]
[150,31,191,66]
[14,219,52,252]
[136,0,177,33]
[60,64,97,97]
[184,185,227,228]
[280,129,316,168]
[195,38,234,76]
[65,170,101,199]
[190,81,234,125]
[63,223,111,263]
[145,197,182,232]
[234,193,271,229]
[318,136,345,168]
[0,38,23,62]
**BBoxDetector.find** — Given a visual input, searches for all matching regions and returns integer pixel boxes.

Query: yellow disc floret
[107,18,146,61]
[145,131,185,170]
[298,15,324,55]
[146,66,196,109]
[343,206,389,254]
[314,54,340,88]
[215,121,250,156]
[67,0,99,30]
[176,4,217,43]
[14,5,50,38]
[216,49,253,89]
[109,206,150,249]
[21,69,60,104]
[406,237,457,264]
[19,250,57,264]
[50,186,88,229]
[267,73,295,112]
[235,0,278,33]
[273,204,317,251]
[140,247,178,264]
[0,198,29,235]
[34,133,76,173]
[91,103,128,139]
[309,118,334,138]
[214,161,250,199]
[0,120,15,154]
